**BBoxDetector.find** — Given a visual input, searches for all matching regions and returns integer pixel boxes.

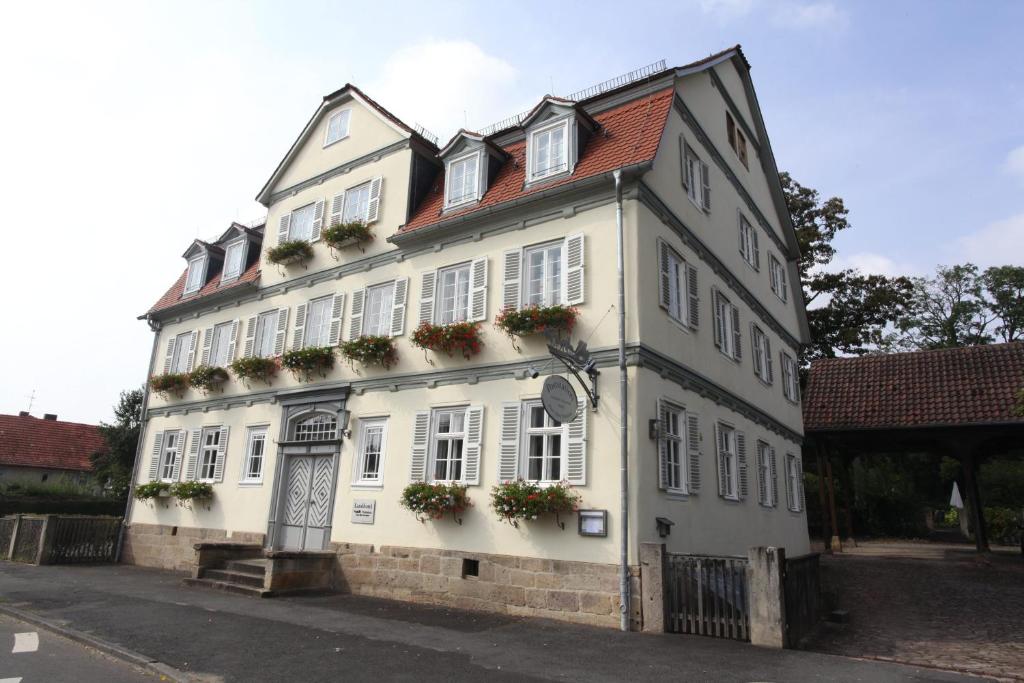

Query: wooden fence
[784,553,821,647]
[1,515,122,565]
[665,554,750,641]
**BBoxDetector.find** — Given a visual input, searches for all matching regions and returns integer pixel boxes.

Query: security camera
[527,366,540,379]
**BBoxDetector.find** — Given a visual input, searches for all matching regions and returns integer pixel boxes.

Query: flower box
[490,480,580,527]
[230,356,279,386]
[322,221,373,250]
[188,365,229,394]
[134,481,171,502]
[411,321,483,360]
[170,481,214,510]
[281,346,335,381]
[339,335,397,369]
[148,373,190,399]
[400,482,471,523]
[494,305,578,339]
[266,240,314,266]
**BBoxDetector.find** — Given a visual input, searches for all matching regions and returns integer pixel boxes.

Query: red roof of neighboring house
[148,260,260,316]
[0,414,105,472]
[399,86,675,235]
[804,343,1024,432]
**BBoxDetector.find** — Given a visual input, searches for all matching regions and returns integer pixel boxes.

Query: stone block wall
[121,523,264,573]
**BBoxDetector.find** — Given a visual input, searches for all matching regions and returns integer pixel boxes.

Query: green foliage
[170,480,213,509]
[266,239,313,265]
[230,356,279,385]
[490,480,581,525]
[399,482,470,521]
[133,481,170,501]
[411,322,483,359]
[322,220,373,247]
[494,305,578,338]
[943,507,959,526]
[984,507,1022,545]
[148,373,190,398]
[850,456,930,538]
[982,265,1024,343]
[339,336,397,369]
[978,459,1024,508]
[188,365,229,394]
[889,263,994,350]
[1,480,97,499]
[91,387,143,498]
[281,346,335,381]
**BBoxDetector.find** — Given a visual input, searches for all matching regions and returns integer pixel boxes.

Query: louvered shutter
[463,406,483,485]
[565,399,587,485]
[738,214,747,262]
[291,303,308,351]
[678,135,688,190]
[498,402,521,482]
[657,240,671,311]
[419,270,437,325]
[750,324,762,378]
[769,447,778,507]
[214,426,229,482]
[469,257,488,322]
[348,288,365,340]
[700,161,711,210]
[366,176,383,224]
[686,263,700,329]
[785,454,794,511]
[200,327,214,366]
[564,233,585,305]
[408,411,430,482]
[764,336,774,383]
[186,428,201,480]
[185,331,199,373]
[310,199,325,242]
[162,337,176,374]
[502,249,522,311]
[737,431,748,500]
[243,316,257,358]
[390,277,408,337]
[732,306,742,360]
[169,430,184,481]
[711,288,723,349]
[148,432,164,481]
[752,229,760,270]
[715,424,727,497]
[686,413,701,493]
[227,319,240,361]
[328,293,345,346]
[273,308,289,356]
[756,445,768,505]
[798,456,806,511]
[657,400,669,490]
[329,192,345,227]
[278,214,291,242]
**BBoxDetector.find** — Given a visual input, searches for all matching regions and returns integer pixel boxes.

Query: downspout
[116,317,162,563]
[614,169,630,632]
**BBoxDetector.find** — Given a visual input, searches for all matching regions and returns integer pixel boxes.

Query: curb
[0,603,192,682]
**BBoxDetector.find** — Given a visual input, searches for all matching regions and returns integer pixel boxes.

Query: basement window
[461,558,479,579]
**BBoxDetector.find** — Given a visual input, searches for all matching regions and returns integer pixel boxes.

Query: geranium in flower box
[494,305,578,339]
[400,482,471,523]
[339,335,397,369]
[411,321,483,360]
[281,346,335,381]
[149,373,190,400]
[490,479,581,527]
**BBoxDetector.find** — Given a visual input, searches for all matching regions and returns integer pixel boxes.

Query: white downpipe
[614,169,630,631]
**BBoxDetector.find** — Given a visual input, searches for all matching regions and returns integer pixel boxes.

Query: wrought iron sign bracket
[545,330,600,411]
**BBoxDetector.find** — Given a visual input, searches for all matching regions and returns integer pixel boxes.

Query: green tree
[982,265,1024,343]
[890,264,994,350]
[91,387,143,498]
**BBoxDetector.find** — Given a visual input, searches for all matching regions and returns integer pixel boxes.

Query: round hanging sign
[541,375,579,423]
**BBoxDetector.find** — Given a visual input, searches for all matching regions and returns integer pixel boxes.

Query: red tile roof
[148,260,260,316]
[0,414,105,472]
[804,343,1024,432]
[399,87,675,235]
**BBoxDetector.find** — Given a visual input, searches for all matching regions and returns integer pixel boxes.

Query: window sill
[754,374,774,388]
[238,481,263,488]
[443,196,480,213]
[351,481,383,490]
[664,490,690,501]
[524,168,571,190]
[322,134,350,149]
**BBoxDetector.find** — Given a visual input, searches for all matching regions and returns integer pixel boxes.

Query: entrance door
[280,454,335,550]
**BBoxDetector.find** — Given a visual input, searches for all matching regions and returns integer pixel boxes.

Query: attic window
[528,119,569,182]
[324,109,351,147]
[221,239,246,282]
[184,255,206,295]
[445,152,480,208]
[726,112,748,169]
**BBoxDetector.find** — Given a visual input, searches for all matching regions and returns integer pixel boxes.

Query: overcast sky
[1,0,1021,424]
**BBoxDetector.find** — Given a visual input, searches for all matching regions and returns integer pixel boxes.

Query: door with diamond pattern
[280,454,335,550]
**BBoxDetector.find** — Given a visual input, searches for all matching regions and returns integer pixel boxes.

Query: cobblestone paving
[806,543,1024,681]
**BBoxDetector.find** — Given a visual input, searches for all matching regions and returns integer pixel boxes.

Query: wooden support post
[825,458,842,552]
[962,453,989,553]
[816,448,830,551]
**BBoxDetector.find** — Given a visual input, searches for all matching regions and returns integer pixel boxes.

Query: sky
[1,0,1022,424]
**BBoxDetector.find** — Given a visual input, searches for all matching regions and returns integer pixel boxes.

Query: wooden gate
[47,516,121,564]
[665,554,750,641]
[784,553,821,646]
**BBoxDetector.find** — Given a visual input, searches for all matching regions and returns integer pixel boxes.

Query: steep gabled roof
[0,414,105,472]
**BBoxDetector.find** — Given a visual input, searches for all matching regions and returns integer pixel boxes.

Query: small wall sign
[351,499,376,525]
[541,375,579,423]
[578,509,608,537]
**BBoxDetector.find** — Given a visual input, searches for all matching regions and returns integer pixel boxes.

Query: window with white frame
[170,332,193,374]
[726,111,748,169]
[523,402,563,482]
[160,431,181,481]
[437,263,471,324]
[660,242,686,324]
[355,418,387,485]
[184,256,206,295]
[288,203,316,241]
[524,241,563,306]
[241,426,267,483]
[209,322,234,367]
[781,352,800,403]
[751,324,773,384]
[254,310,279,358]
[681,140,711,211]
[197,427,221,482]
[446,152,480,207]
[769,254,788,302]
[324,109,351,146]
[738,214,759,270]
[659,402,687,493]
[757,440,775,507]
[222,240,245,282]
[303,296,333,348]
[529,119,569,181]
[716,422,738,500]
[430,408,466,482]
[713,291,740,360]
[786,453,803,512]
[342,181,372,224]
[294,414,338,442]
[363,282,395,337]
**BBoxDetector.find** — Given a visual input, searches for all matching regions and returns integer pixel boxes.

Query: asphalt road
[0,613,151,683]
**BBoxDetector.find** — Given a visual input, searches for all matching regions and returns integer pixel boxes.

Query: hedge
[0,497,126,517]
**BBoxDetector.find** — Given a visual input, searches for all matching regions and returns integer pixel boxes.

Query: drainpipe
[614,169,630,632]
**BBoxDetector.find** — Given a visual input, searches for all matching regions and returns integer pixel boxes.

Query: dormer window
[184,255,206,295]
[445,152,480,208]
[528,119,569,182]
[221,239,246,282]
[324,109,351,147]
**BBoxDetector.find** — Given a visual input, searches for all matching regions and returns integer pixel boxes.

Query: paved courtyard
[806,542,1024,681]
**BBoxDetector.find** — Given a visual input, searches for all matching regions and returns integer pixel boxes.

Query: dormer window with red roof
[221,238,246,282]
[184,255,207,295]
[445,151,480,208]
[528,118,569,182]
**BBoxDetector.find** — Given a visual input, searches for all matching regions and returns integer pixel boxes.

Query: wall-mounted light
[578,509,608,537]
[655,516,674,538]
[339,409,352,439]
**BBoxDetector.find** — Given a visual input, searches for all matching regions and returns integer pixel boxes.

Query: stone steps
[182,577,271,598]
[200,569,265,588]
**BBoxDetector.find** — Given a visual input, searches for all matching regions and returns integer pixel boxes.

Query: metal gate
[665,554,750,641]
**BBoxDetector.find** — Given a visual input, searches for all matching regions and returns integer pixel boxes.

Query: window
[757,441,776,507]
[446,153,479,207]
[324,109,351,146]
[342,181,372,224]
[437,264,471,324]
[529,119,569,181]
[431,408,466,482]
[716,422,738,500]
[363,282,395,337]
[658,402,687,494]
[659,241,687,324]
[781,352,801,403]
[222,240,245,282]
[681,140,711,211]
[713,290,741,361]
[303,296,333,348]
[524,242,563,306]
[786,453,803,512]
[769,254,788,302]
[184,256,206,295]
[738,214,759,270]
[170,332,193,374]
[160,431,181,482]
[355,418,387,485]
[241,426,267,484]
[288,203,316,241]
[254,310,279,358]
[726,112,748,169]
[197,427,221,482]
[751,324,773,384]
[209,322,234,367]
[294,414,338,442]
[523,402,563,482]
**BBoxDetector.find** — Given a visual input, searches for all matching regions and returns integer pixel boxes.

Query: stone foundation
[122,523,265,573]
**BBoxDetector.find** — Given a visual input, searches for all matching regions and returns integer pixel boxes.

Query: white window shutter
[732,306,742,360]
[678,135,689,190]
[657,400,669,490]
[711,288,723,349]
[310,199,325,242]
[328,293,346,346]
[686,263,700,329]
[737,432,748,499]
[769,447,778,507]
[469,257,488,322]
[463,406,484,485]
[278,214,291,242]
[565,399,587,485]
[502,249,522,312]
[348,289,365,340]
[498,402,521,482]
[169,430,184,481]
[185,331,199,373]
[186,428,201,480]
[408,411,430,482]
[419,270,437,325]
[162,337,176,374]
[273,308,289,356]
[752,229,760,270]
[329,191,345,227]
[390,277,408,337]
[227,319,240,362]
[750,323,761,377]
[200,326,214,367]
[715,424,727,498]
[291,303,308,351]
[700,161,711,210]
[148,432,164,481]
[686,413,701,493]
[366,176,383,224]
[243,315,257,358]
[564,233,585,305]
[657,240,671,311]
[214,426,229,482]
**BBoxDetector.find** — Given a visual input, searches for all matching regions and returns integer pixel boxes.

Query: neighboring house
[0,412,103,487]
[126,45,810,626]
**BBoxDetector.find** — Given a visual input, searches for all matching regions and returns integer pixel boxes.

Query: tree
[982,265,1024,343]
[91,387,144,498]
[890,264,994,350]
[780,172,914,365]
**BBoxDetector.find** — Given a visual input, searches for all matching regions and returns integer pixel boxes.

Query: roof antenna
[26,388,36,413]
[463,110,468,128]
[549,76,555,96]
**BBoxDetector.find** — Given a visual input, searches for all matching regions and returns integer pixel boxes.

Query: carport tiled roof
[0,414,105,472]
[804,343,1024,431]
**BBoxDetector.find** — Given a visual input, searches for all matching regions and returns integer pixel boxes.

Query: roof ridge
[813,341,1024,365]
